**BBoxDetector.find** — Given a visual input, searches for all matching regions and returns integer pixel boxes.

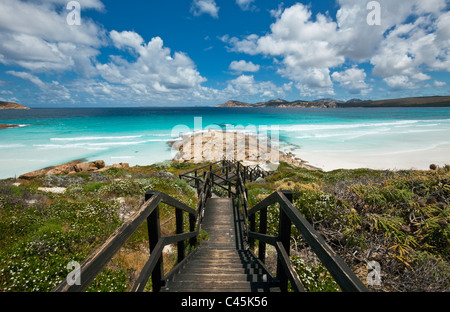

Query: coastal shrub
[401,251,450,291]
[290,255,340,292]
[293,190,343,227]
[42,175,85,187]
[86,268,129,292]
[153,161,172,170]
[98,179,154,197]
[0,163,203,292]
[246,187,271,207]
[0,197,123,292]
[248,163,450,291]
[83,181,104,193]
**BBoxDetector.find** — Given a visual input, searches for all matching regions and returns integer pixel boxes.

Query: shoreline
[0,124,20,130]
[8,138,450,180]
[297,143,450,172]
[3,129,449,180]
[169,129,321,171]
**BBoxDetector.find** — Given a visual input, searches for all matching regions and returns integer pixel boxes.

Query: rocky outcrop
[19,160,107,180]
[0,124,20,130]
[171,130,321,170]
[215,96,450,108]
[218,100,253,107]
[215,98,338,108]
[0,102,30,110]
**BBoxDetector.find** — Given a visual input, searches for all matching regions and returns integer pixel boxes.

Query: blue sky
[0,0,449,107]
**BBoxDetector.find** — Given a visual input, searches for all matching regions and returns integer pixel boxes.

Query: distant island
[0,101,30,110]
[215,96,450,108]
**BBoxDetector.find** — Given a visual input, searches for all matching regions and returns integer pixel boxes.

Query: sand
[296,143,450,171]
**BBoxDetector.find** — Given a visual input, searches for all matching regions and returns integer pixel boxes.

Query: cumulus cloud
[383,75,417,91]
[332,67,371,95]
[222,3,343,96]
[229,60,260,73]
[225,75,290,99]
[98,32,207,93]
[434,80,446,88]
[0,0,104,76]
[223,0,450,96]
[236,0,255,11]
[0,1,214,105]
[110,30,145,51]
[7,70,71,102]
[191,0,219,18]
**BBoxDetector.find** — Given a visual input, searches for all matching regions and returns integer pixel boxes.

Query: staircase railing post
[195,178,200,194]
[259,208,267,263]
[189,213,197,247]
[176,208,185,263]
[249,214,255,249]
[243,166,247,184]
[145,191,164,292]
[277,190,293,292]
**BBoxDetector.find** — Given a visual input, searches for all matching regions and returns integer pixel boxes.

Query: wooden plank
[275,241,305,292]
[248,192,278,216]
[132,232,197,292]
[132,239,164,292]
[259,208,267,263]
[160,192,197,217]
[179,161,221,176]
[176,208,184,262]
[248,232,277,248]
[147,193,163,292]
[277,200,292,292]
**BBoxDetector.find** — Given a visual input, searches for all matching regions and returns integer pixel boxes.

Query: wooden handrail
[178,161,222,177]
[52,160,271,293]
[52,185,209,292]
[246,190,369,292]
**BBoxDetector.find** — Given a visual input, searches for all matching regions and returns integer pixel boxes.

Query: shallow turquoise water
[1,107,450,179]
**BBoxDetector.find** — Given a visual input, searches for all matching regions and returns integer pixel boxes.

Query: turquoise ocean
[1,107,450,179]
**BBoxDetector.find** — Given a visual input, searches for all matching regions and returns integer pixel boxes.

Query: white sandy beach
[295,143,450,171]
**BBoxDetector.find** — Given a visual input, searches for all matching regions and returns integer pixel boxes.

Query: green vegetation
[247,163,450,292]
[0,164,197,292]
[0,161,448,292]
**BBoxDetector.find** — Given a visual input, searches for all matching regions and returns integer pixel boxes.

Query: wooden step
[163,280,282,292]
[161,196,279,293]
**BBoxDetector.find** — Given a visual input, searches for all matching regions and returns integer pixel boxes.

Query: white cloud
[225,75,290,99]
[0,0,104,75]
[97,32,207,96]
[236,0,255,11]
[370,14,450,90]
[110,30,145,51]
[434,80,446,87]
[7,71,46,89]
[7,70,71,102]
[191,0,219,18]
[223,3,343,96]
[383,75,417,91]
[229,60,260,73]
[29,0,105,10]
[223,0,450,96]
[332,67,371,94]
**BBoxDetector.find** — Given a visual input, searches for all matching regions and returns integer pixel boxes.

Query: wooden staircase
[53,160,368,293]
[161,198,280,292]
